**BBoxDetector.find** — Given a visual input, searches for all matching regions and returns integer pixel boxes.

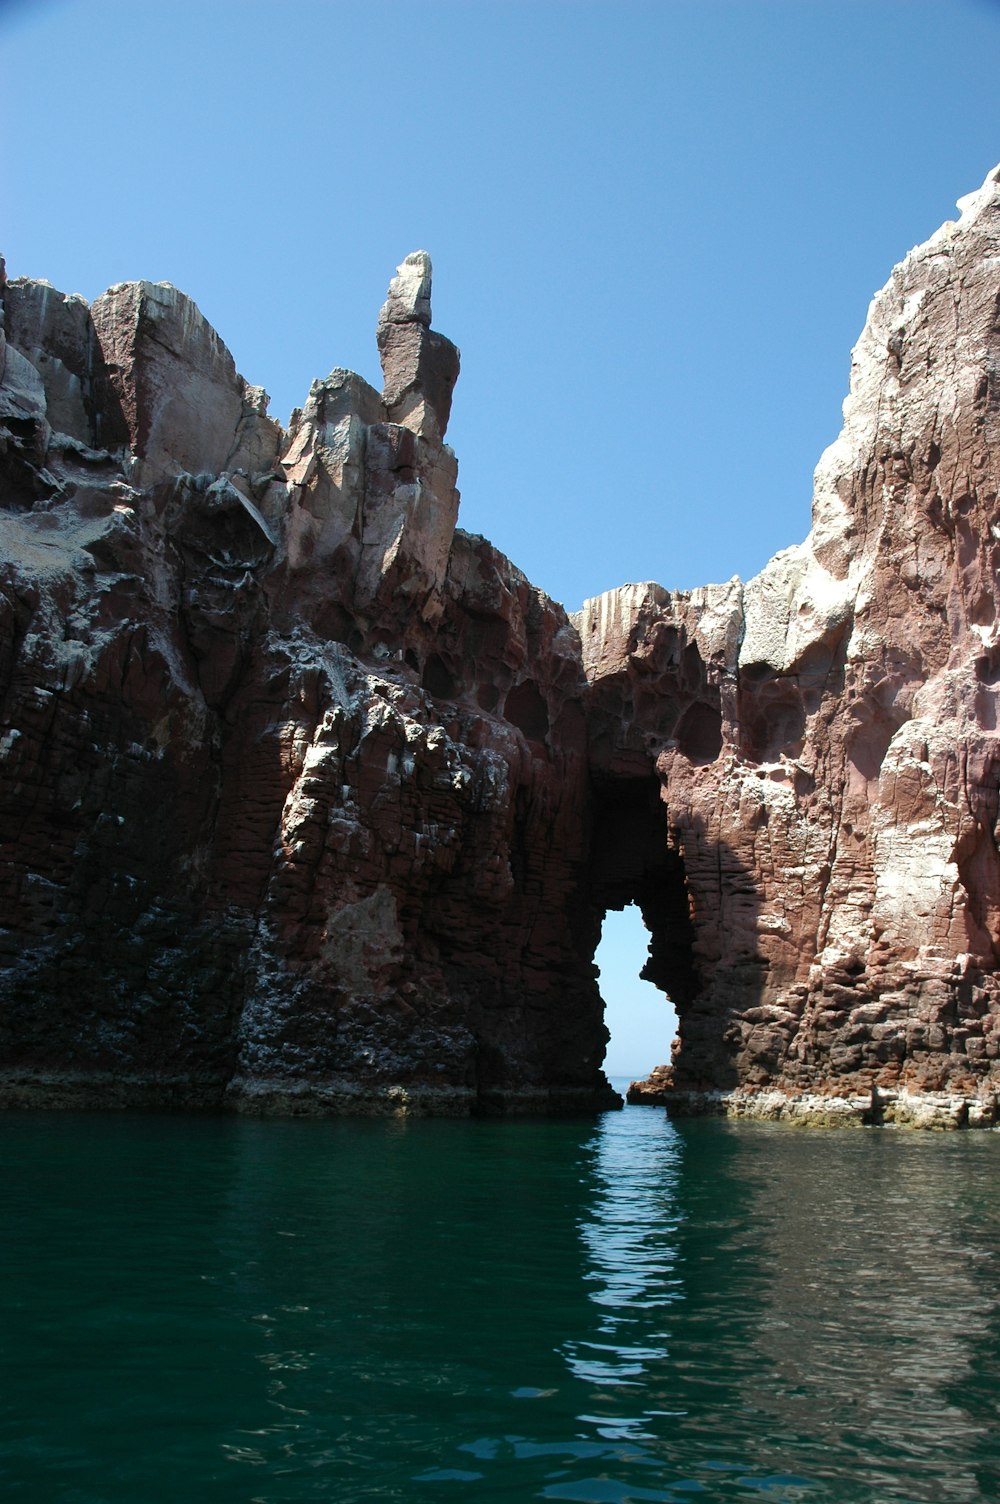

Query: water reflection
[564,1109,680,1399]
[563,1111,1000,1503]
[560,1105,781,1495]
[212,1113,606,1499]
[718,1126,1000,1503]
[2,1108,999,1501]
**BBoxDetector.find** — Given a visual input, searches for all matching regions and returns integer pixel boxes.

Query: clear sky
[5,0,1000,1075]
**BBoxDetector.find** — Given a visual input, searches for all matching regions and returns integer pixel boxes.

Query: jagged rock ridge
[0,252,606,1114]
[3,168,1000,1125]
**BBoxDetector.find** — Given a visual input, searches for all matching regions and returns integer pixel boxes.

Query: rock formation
[0,254,607,1114]
[585,166,1000,1129]
[3,167,1000,1125]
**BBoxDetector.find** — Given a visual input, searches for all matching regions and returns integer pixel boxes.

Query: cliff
[584,166,1000,1128]
[3,167,1000,1124]
[0,253,608,1114]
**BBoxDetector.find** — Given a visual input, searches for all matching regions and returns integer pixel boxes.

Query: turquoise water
[2,1090,999,1502]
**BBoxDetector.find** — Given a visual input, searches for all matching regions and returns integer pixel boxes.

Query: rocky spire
[378,249,433,329]
[376,250,460,444]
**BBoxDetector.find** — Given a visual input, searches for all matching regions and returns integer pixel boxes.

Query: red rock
[4,169,1000,1124]
[586,165,1000,1122]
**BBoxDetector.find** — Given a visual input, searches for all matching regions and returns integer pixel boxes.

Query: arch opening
[597,903,678,1080]
[588,773,699,1091]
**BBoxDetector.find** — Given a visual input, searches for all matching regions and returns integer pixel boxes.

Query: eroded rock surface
[0,251,608,1114]
[583,166,1000,1126]
[4,170,1000,1124]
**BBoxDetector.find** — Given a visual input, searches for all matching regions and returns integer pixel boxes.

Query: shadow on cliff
[583,769,766,1095]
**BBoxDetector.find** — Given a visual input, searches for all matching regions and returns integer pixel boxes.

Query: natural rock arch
[4,170,1000,1125]
[584,772,693,1084]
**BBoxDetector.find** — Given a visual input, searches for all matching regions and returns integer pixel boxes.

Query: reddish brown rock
[584,165,1000,1126]
[0,251,611,1115]
[4,168,1000,1125]
[376,251,460,444]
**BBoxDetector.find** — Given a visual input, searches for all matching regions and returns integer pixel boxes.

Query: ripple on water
[1,1107,999,1501]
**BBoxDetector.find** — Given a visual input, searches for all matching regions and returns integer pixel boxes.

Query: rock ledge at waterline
[4,171,1000,1126]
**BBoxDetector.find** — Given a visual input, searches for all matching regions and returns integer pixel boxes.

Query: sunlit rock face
[3,167,1000,1123]
[582,165,1000,1126]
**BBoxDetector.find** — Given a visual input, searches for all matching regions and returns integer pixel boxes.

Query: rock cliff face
[4,167,1000,1124]
[584,166,1000,1128]
[0,252,607,1114]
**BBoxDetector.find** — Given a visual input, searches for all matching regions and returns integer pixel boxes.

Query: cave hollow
[588,773,698,1079]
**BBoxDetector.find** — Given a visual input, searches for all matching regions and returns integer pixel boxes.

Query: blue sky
[5,0,1000,1073]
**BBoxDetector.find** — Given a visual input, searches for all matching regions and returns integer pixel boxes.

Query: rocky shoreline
[627,1070,999,1130]
[7,1066,996,1130]
[0,1069,621,1117]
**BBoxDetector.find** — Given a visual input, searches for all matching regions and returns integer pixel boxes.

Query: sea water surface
[2,1085,999,1502]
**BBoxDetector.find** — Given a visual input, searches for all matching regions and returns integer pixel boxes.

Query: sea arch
[587,770,698,1089]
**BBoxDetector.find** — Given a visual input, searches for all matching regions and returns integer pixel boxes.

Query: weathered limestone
[277,255,461,639]
[1,275,100,446]
[4,168,1000,1125]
